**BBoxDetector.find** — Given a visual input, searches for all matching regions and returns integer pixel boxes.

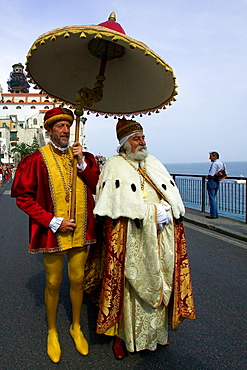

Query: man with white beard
[92,118,195,359]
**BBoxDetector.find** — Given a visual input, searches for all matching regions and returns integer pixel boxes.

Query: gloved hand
[156,203,172,230]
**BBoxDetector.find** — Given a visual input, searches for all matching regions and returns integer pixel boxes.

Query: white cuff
[49,217,63,233]
[77,157,87,171]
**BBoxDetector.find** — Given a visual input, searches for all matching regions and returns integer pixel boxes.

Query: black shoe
[205,216,218,219]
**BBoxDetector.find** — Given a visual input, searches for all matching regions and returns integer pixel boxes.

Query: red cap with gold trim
[44,107,74,130]
[116,118,143,144]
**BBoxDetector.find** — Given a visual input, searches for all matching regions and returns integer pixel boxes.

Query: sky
[0,0,247,164]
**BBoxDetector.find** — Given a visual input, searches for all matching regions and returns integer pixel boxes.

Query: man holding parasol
[11,107,99,363]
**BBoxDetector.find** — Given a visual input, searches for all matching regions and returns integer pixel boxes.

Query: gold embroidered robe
[86,154,195,352]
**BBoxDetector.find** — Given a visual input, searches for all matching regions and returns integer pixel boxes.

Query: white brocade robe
[119,179,175,352]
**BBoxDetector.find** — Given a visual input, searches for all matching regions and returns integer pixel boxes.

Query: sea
[164,161,247,177]
[163,161,247,222]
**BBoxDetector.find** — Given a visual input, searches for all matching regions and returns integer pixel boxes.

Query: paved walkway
[184,207,247,242]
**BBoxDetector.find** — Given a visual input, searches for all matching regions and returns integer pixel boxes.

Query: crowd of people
[0,164,15,186]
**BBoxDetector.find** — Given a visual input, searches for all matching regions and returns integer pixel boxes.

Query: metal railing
[171,174,247,223]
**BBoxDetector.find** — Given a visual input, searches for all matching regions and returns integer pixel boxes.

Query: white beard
[127,148,149,161]
[124,142,149,161]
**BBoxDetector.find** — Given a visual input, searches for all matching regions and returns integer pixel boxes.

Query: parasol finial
[108,12,116,21]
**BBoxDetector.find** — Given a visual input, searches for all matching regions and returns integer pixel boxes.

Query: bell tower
[7,63,30,93]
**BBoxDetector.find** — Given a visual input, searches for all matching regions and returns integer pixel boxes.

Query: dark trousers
[207,179,219,217]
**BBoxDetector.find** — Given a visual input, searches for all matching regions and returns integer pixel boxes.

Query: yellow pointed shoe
[69,325,89,355]
[47,332,61,363]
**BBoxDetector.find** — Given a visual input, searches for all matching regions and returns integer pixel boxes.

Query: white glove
[156,203,172,230]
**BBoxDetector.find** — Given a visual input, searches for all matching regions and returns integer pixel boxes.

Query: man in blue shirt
[206,151,225,219]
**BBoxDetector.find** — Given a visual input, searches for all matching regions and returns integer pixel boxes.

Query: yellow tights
[43,248,88,362]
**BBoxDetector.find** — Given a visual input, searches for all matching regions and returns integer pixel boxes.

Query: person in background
[0,164,3,186]
[206,151,225,219]
[5,165,11,181]
[91,118,195,359]
[11,107,99,363]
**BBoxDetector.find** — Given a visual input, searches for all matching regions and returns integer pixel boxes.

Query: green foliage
[31,136,39,152]
[11,137,39,159]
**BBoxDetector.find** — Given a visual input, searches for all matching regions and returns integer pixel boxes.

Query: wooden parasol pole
[69,54,107,221]
[69,109,82,221]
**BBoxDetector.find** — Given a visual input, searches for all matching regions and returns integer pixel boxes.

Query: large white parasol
[25,13,178,219]
[26,12,178,117]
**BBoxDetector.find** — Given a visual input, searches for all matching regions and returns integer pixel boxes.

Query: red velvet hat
[44,107,74,130]
[116,118,143,143]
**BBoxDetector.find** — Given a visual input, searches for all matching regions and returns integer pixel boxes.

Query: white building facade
[0,86,87,164]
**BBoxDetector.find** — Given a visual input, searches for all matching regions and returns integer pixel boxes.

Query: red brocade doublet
[11,149,99,253]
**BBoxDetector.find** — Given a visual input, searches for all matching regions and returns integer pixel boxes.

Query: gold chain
[50,144,73,202]
[120,155,148,198]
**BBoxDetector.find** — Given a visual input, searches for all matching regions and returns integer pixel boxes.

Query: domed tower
[7,63,30,93]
